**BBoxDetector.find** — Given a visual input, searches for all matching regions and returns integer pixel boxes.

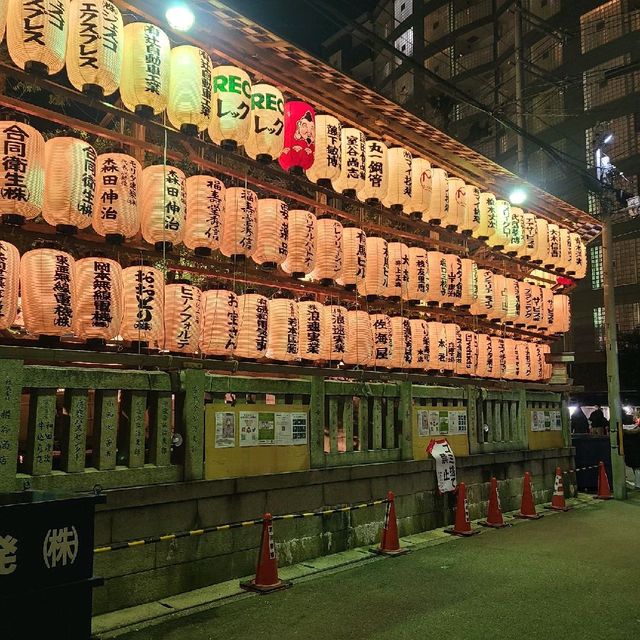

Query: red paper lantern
[279,100,315,173]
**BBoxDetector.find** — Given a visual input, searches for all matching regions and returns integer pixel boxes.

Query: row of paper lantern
[0,244,551,380]
[0,3,588,273]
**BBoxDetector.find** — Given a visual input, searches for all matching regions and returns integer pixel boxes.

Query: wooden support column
[399,381,413,460]
[93,389,118,471]
[309,376,325,468]
[25,389,56,476]
[0,359,23,491]
[61,389,88,473]
[180,369,205,481]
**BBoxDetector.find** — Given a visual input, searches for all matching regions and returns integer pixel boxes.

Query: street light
[509,188,527,205]
[603,133,614,144]
[166,4,195,31]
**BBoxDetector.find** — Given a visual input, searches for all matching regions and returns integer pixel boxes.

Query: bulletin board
[412,407,470,459]
[528,408,564,450]
[204,403,310,479]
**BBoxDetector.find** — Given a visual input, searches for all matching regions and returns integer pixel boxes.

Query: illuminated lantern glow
[566,232,579,276]
[298,299,325,361]
[141,165,186,251]
[475,191,495,241]
[0,1,7,43]
[67,0,123,97]
[244,83,285,163]
[334,127,365,196]
[541,286,554,332]
[503,338,517,380]
[531,217,549,265]
[236,292,268,360]
[546,223,561,270]
[199,289,239,357]
[487,199,511,250]
[385,242,409,300]
[121,265,164,347]
[357,139,388,204]
[252,198,288,269]
[424,250,446,306]
[72,256,122,341]
[306,114,340,186]
[521,212,538,261]
[311,218,343,286]
[476,334,495,378]
[517,341,531,381]
[426,321,447,371]
[7,0,68,75]
[504,278,521,325]
[488,273,507,323]
[428,167,448,225]
[0,120,45,225]
[442,323,460,373]
[551,294,571,334]
[93,152,140,243]
[540,343,552,380]
[0,240,19,330]
[456,330,478,376]
[43,136,96,233]
[167,45,213,135]
[322,304,347,362]
[184,175,225,256]
[409,318,429,370]
[370,313,394,368]
[382,147,412,212]
[267,298,299,361]
[504,206,525,257]
[208,66,252,150]
[120,22,170,117]
[163,281,202,354]
[21,247,75,337]
[471,269,495,318]
[345,309,373,367]
[336,227,366,291]
[220,186,257,259]
[517,281,533,328]
[460,258,478,309]
[282,209,316,278]
[442,254,462,307]
[407,246,429,303]
[492,336,507,378]
[389,316,412,369]
[557,227,571,272]
[445,177,465,230]
[409,157,431,220]
[571,232,587,279]
[529,284,544,329]
[279,99,315,173]
[357,236,388,300]
[459,184,480,235]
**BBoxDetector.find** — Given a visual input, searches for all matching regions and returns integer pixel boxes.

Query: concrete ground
[113,493,640,640]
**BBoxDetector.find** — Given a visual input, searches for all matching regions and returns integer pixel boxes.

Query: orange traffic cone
[373,491,408,555]
[546,467,572,511]
[240,513,291,593]
[446,482,480,536]
[480,477,507,528]
[594,461,613,500]
[515,472,543,520]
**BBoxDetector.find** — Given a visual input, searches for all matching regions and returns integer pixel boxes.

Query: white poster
[551,410,562,431]
[215,412,236,448]
[417,410,429,437]
[291,413,308,444]
[427,438,457,493]
[448,411,468,435]
[275,412,293,445]
[239,411,259,447]
[428,410,441,435]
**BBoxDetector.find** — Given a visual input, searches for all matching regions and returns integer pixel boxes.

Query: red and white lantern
[279,100,315,172]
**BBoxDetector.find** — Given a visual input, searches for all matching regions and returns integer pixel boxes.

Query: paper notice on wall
[551,410,562,431]
[427,438,457,493]
[429,411,440,435]
[417,410,430,437]
[239,411,259,447]
[215,412,236,448]
[275,412,293,445]
[291,413,308,444]
[448,411,468,435]
[258,412,275,444]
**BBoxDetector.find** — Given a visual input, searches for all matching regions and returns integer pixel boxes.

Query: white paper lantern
[425,321,447,371]
[208,66,252,150]
[551,294,571,334]
[442,253,462,307]
[298,299,325,361]
[425,250,446,306]
[311,218,343,285]
[474,191,495,240]
[370,313,393,368]
[357,236,388,299]
[442,323,460,372]
[492,336,507,378]
[385,242,409,300]
[220,187,257,259]
[429,167,448,225]
[184,175,225,256]
[358,139,388,204]
[409,318,430,370]
[407,247,428,303]
[471,269,495,318]
[199,289,239,357]
[571,232,587,279]
[244,83,284,162]
[389,316,412,369]
[445,177,465,230]
[322,304,347,362]
[557,227,571,272]
[504,206,525,256]
[0,240,19,330]
[282,209,316,278]
[345,309,373,367]
[488,273,507,323]
[531,217,550,265]
[504,278,521,324]
[334,127,365,195]
[521,212,538,261]
[252,198,288,269]
[459,184,480,235]
[546,223,561,270]
[456,331,478,376]
[409,157,431,219]
[476,334,495,378]
[336,227,366,290]
[164,282,202,354]
[306,114,341,185]
[487,199,511,249]
[382,147,412,212]
[236,292,268,359]
[120,265,164,347]
[460,258,478,308]
[267,298,299,361]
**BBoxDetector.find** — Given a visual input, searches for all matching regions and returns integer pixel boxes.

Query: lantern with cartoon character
[278,100,315,173]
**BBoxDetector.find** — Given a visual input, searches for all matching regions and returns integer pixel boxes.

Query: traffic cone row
[595,461,613,500]
[546,467,572,512]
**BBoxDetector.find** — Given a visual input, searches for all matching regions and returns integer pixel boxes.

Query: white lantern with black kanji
[382,147,412,212]
[551,294,571,334]
[0,120,45,225]
[385,242,409,300]
[474,191,495,240]
[445,177,465,231]
[20,247,75,337]
[120,22,170,117]
[409,157,431,220]
[426,321,447,371]
[546,223,561,270]
[220,186,258,259]
[0,240,19,330]
[504,278,521,325]
[322,304,347,362]
[334,127,365,196]
[530,342,545,381]
[476,334,495,379]
[517,281,533,328]
[167,45,213,135]
[252,198,288,269]
[7,0,68,75]
[529,284,543,329]
[540,286,554,332]
[471,269,494,318]
[428,167,448,225]
[502,338,517,380]
[208,66,252,150]
[345,309,373,367]
[92,152,140,243]
[370,313,393,368]
[121,265,164,347]
[492,336,507,378]
[311,218,343,286]
[298,299,325,361]
[407,246,428,304]
[530,217,549,264]
[504,206,525,257]
[521,212,538,261]
[184,175,225,256]
[140,165,186,251]
[557,227,571,272]
[306,114,340,186]
[409,318,429,370]
[357,139,388,204]
[389,316,412,369]
[244,83,284,163]
[164,281,202,354]
[460,258,478,309]
[67,0,123,97]
[72,256,122,341]
[199,289,239,357]
[236,292,268,360]
[442,323,460,373]
[488,273,507,323]
[424,250,446,306]
[336,227,366,291]
[570,232,587,279]
[43,136,96,233]
[456,330,478,376]
[442,254,462,307]
[267,298,299,362]
[282,209,316,278]
[487,199,511,250]
[458,184,480,236]
[357,236,388,299]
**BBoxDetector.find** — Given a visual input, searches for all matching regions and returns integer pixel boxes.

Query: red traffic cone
[480,477,507,528]
[547,467,572,511]
[595,461,613,500]
[446,482,480,536]
[240,514,291,593]
[515,472,543,520]
[373,491,408,555]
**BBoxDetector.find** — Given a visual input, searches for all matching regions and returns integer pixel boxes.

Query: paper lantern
[279,100,315,172]
[199,289,239,357]
[120,22,170,117]
[409,157,431,220]
[428,167,448,225]
[370,313,393,368]
[345,309,373,367]
[458,184,480,235]
[503,338,517,380]
[546,223,561,270]
[442,323,460,372]
[456,331,478,376]
[7,0,68,75]
[298,299,325,361]
[570,232,587,279]
[357,236,388,299]
[529,284,544,329]
[517,281,532,328]
[72,257,122,340]
[541,286,554,331]
[0,120,45,224]
[20,247,75,336]
[389,316,412,369]
[521,213,538,261]
[541,343,552,380]
[220,187,258,259]
[0,1,7,43]
[492,336,507,378]
[184,175,225,256]
[267,298,299,361]
[121,265,164,347]
[474,191,495,240]
[551,294,571,334]
[208,65,252,149]
[504,278,521,324]
[504,206,525,256]
[43,136,96,233]
[516,341,530,381]
[334,127,365,196]
[163,282,202,354]
[336,227,366,290]
[311,218,343,285]
[557,227,571,272]
[167,45,213,135]
[426,321,447,371]
[92,152,140,243]
[0,240,19,330]
[305,114,340,186]
[358,139,388,204]
[67,0,123,97]
[476,334,495,378]
[530,343,545,381]
[530,217,549,264]
[322,304,347,362]
[488,273,507,323]
[252,198,288,269]
[140,165,186,251]
[244,83,285,163]
[409,318,429,370]
[459,258,478,308]
[236,293,268,359]
[424,250,446,306]
[471,269,495,318]
[445,177,465,230]
[385,242,409,300]
[282,209,316,278]
[442,254,462,307]
[487,199,511,249]
[382,147,412,212]
[407,247,428,303]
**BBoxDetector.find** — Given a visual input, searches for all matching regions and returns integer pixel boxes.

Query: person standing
[589,405,609,436]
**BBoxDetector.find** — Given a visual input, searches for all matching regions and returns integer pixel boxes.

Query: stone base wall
[93,447,573,614]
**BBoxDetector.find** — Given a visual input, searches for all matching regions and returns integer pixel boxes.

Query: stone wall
[93,447,573,614]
